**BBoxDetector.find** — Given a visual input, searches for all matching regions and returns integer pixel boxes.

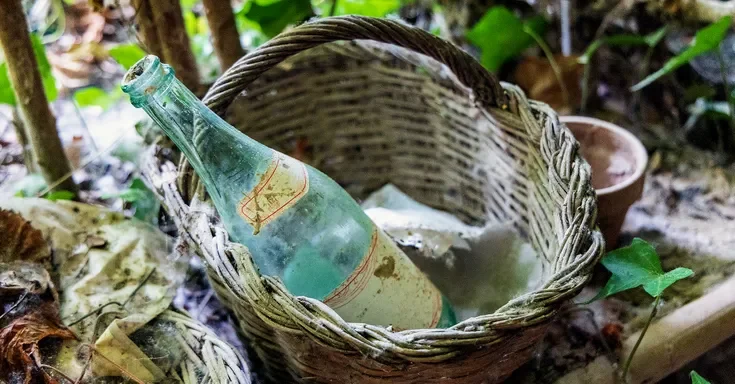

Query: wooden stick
[202,0,244,71]
[0,0,77,193]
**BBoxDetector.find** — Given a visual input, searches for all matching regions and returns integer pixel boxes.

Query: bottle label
[238,153,309,233]
[323,226,443,330]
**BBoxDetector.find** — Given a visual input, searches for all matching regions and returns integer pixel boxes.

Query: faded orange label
[238,153,309,233]
[323,226,443,329]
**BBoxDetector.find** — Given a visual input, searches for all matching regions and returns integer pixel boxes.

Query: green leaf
[594,238,694,300]
[0,33,57,105]
[632,16,732,91]
[313,0,402,17]
[0,63,14,105]
[690,371,712,384]
[73,87,123,110]
[243,0,315,38]
[109,44,147,70]
[466,6,547,72]
[579,27,667,65]
[45,190,75,201]
[31,33,58,103]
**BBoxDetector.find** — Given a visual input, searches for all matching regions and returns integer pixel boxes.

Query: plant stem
[524,25,570,109]
[329,0,338,16]
[622,295,661,382]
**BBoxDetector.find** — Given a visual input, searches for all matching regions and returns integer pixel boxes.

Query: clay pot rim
[559,116,648,196]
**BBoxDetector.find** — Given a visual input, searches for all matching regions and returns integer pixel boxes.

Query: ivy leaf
[0,34,57,105]
[109,44,147,70]
[690,371,712,384]
[242,0,315,38]
[579,27,667,65]
[592,238,693,301]
[466,6,547,72]
[73,87,123,110]
[313,0,402,17]
[632,16,732,91]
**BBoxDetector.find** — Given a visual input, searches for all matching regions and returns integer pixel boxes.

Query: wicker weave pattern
[158,310,252,384]
[144,16,603,383]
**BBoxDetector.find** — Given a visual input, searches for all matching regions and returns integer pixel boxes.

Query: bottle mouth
[121,55,174,107]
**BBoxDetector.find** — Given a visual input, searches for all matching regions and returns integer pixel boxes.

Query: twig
[524,25,570,108]
[39,364,76,384]
[35,133,127,198]
[622,295,661,382]
[70,100,99,153]
[66,268,157,326]
[0,292,28,322]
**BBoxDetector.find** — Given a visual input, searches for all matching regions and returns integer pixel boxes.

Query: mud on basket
[143,15,603,384]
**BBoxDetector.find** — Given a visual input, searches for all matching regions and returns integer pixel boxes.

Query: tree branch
[150,0,201,92]
[0,0,77,193]
[202,0,245,71]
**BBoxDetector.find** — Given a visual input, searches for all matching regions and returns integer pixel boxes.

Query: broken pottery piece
[560,116,648,249]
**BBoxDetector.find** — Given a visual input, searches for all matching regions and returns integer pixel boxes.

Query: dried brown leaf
[0,301,76,384]
[0,210,50,267]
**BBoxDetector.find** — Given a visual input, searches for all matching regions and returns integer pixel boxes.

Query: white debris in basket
[362,184,547,321]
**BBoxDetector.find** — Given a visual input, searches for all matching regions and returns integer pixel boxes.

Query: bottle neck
[122,55,260,203]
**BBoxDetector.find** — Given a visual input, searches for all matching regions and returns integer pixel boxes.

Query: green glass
[122,56,456,329]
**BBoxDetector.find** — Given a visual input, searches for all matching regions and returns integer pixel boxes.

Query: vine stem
[524,25,570,109]
[622,295,661,382]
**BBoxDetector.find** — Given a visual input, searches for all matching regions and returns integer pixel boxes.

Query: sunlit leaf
[31,33,57,103]
[632,16,732,91]
[109,44,147,70]
[466,6,547,72]
[0,34,57,105]
[592,238,694,301]
[690,371,712,384]
[73,87,123,110]
[45,190,75,201]
[242,0,315,38]
[313,0,402,17]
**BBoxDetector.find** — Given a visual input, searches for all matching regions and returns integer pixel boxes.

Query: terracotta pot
[560,116,648,249]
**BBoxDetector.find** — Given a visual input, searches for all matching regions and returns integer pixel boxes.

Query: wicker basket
[143,16,603,384]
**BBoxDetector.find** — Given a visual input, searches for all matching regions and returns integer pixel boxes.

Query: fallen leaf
[513,54,583,114]
[0,301,76,384]
[0,210,50,267]
[0,262,55,298]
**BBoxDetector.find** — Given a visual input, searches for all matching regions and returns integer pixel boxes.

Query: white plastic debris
[362,184,547,320]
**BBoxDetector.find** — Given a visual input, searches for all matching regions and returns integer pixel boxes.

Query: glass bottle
[122,56,456,329]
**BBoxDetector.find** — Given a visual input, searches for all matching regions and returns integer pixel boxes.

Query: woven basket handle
[202,15,507,114]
